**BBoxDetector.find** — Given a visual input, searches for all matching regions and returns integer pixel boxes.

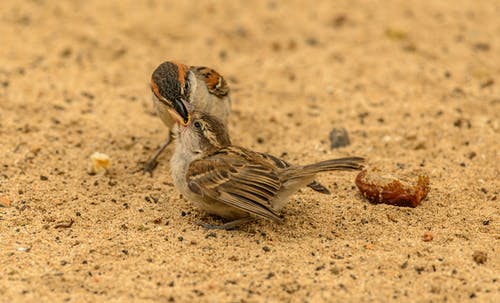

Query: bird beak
[150,79,190,125]
[172,98,190,125]
[168,99,190,126]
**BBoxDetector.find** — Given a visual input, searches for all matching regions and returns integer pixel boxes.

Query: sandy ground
[0,0,499,302]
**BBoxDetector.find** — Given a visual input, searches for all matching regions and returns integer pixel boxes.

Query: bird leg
[143,131,173,175]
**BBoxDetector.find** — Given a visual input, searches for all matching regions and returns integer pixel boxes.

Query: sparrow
[144,61,231,174]
[166,108,365,229]
[144,61,332,195]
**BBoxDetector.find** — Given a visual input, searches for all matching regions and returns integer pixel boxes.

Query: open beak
[151,79,190,126]
[168,99,190,126]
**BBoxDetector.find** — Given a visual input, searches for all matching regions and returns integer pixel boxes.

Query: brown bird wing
[191,66,229,98]
[186,153,283,222]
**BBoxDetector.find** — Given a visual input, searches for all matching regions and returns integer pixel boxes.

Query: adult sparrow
[145,61,231,174]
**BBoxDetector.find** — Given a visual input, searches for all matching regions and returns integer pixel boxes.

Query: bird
[144,61,231,174]
[166,107,365,229]
[144,61,332,195]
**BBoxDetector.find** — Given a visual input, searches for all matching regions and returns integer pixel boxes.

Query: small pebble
[17,246,31,252]
[422,232,433,242]
[329,128,350,149]
[0,196,11,207]
[472,251,487,264]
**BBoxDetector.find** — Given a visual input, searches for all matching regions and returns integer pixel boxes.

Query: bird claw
[141,133,173,176]
[142,159,159,176]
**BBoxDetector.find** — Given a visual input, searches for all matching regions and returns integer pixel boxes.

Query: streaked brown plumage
[169,111,364,229]
[144,61,332,195]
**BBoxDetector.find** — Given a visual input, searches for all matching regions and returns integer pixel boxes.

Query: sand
[0,0,498,302]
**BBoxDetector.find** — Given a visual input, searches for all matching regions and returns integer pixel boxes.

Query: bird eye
[193,121,202,130]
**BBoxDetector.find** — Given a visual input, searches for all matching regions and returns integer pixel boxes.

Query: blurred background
[0,1,498,302]
[1,0,498,156]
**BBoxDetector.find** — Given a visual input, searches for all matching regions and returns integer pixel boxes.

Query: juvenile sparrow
[167,108,365,229]
[144,61,231,174]
[144,61,332,195]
